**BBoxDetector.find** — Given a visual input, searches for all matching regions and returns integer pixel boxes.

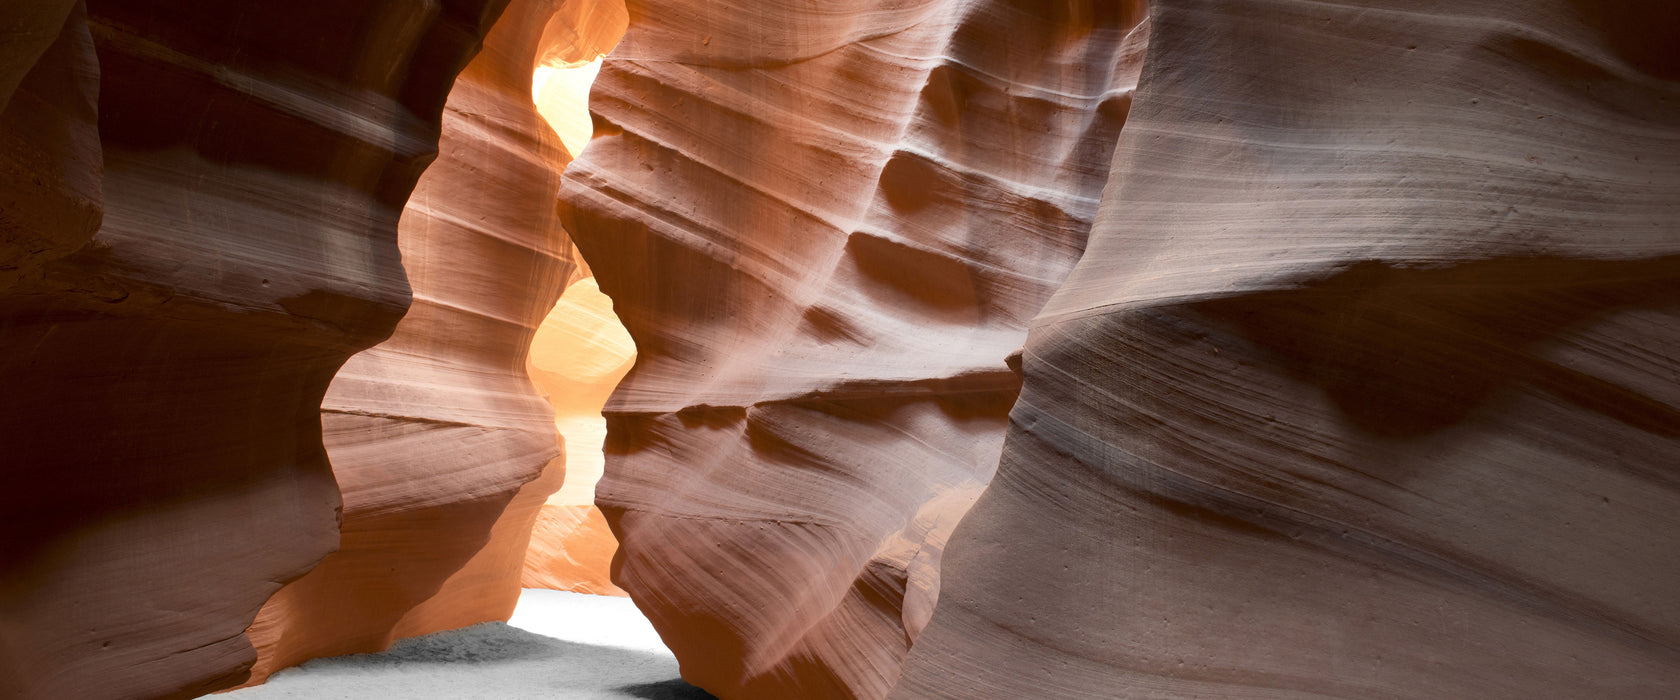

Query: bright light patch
[532,58,605,157]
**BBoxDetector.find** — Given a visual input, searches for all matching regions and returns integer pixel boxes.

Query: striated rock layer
[241,0,583,684]
[895,1,1680,698]
[560,1,1148,696]
[0,0,511,697]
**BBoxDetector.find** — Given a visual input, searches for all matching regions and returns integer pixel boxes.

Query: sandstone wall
[559,1,1149,696]
[895,1,1680,697]
[0,0,510,696]
[5,1,1674,698]
[0,0,100,294]
[241,0,579,683]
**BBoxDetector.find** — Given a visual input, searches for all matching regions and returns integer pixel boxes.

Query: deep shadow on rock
[616,678,719,700]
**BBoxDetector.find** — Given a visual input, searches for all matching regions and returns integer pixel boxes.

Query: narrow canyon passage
[522,275,636,597]
[3,1,1677,700]
[230,0,656,691]
[209,1,682,694]
[230,0,636,688]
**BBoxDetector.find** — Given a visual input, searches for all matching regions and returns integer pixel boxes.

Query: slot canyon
[1,0,1676,699]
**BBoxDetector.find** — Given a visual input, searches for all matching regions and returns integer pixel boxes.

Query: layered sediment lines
[242,0,581,684]
[896,1,1680,698]
[0,0,508,697]
[560,1,1149,696]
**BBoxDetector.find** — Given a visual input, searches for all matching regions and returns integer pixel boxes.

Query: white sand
[218,590,711,699]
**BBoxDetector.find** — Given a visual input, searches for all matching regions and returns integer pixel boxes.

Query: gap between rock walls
[237,0,633,690]
[7,2,1677,699]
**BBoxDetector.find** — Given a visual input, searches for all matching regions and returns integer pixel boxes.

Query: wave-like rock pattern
[561,1,1148,696]
[0,0,508,697]
[240,0,582,684]
[895,1,1680,698]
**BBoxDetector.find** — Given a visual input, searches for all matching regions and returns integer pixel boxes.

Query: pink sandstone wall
[559,1,1149,696]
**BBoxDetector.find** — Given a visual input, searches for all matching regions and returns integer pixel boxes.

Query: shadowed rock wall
[560,1,1149,696]
[0,0,510,696]
[240,0,581,684]
[894,1,1680,698]
[0,0,100,294]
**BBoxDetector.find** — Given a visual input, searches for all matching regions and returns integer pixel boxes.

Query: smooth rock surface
[560,1,1149,696]
[0,0,508,696]
[894,1,1680,698]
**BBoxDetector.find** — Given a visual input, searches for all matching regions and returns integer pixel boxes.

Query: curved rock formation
[5,1,1673,698]
[241,0,581,684]
[531,0,627,157]
[895,1,1680,698]
[0,0,508,696]
[559,1,1149,696]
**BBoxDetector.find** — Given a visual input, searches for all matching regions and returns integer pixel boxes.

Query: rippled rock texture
[0,0,511,696]
[5,0,1676,698]
[895,1,1680,698]
[561,1,1149,696]
[241,0,585,684]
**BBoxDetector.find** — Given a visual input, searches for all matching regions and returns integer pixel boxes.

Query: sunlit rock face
[559,0,1149,696]
[0,0,506,697]
[240,0,581,684]
[895,1,1680,698]
[523,277,635,596]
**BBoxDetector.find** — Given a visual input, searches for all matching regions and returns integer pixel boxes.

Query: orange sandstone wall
[559,1,1149,696]
[241,0,579,684]
[0,0,508,697]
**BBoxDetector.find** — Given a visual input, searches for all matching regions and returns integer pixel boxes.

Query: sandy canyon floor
[217,590,714,699]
